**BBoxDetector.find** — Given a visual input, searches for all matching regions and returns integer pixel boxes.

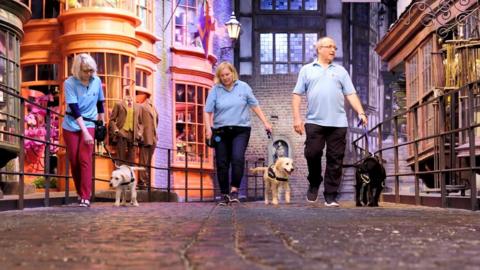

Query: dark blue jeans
[214,126,251,195]
[304,124,347,200]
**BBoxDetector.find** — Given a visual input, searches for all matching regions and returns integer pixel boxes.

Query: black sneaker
[306,185,319,203]
[229,191,240,203]
[218,194,230,206]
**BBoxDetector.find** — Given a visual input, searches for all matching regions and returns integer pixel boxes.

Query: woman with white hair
[62,53,105,207]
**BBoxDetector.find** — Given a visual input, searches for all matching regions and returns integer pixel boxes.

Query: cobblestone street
[1,201,479,270]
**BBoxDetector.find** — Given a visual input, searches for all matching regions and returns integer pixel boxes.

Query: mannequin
[108,95,140,165]
[136,91,158,189]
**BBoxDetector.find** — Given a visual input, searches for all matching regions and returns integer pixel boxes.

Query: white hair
[71,53,97,79]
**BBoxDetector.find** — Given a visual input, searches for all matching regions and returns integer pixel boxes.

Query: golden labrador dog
[250,157,294,205]
[109,165,145,207]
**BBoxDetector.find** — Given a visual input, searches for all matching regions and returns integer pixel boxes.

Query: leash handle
[266,130,272,139]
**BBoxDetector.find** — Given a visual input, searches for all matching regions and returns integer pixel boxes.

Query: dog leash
[99,141,120,168]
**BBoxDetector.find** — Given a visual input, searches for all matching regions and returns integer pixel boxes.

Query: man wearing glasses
[292,37,367,207]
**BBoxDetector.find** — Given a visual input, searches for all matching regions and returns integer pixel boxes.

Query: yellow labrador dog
[250,157,294,205]
[109,165,145,207]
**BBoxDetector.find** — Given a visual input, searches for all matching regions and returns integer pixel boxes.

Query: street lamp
[219,12,241,62]
[225,12,241,41]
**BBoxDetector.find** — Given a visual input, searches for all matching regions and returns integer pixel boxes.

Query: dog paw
[272,200,279,205]
[264,200,269,205]
[132,202,139,207]
[114,203,120,207]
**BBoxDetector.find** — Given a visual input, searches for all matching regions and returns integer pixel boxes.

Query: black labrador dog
[354,155,386,207]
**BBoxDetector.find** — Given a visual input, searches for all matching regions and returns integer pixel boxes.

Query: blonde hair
[71,53,97,79]
[214,61,239,85]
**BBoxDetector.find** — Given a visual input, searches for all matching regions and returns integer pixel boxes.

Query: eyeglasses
[82,68,94,73]
[319,45,338,51]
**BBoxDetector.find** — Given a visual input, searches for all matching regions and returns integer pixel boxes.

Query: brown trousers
[115,131,135,165]
[139,145,155,186]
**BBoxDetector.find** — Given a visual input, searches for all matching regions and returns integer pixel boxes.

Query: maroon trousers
[63,128,95,200]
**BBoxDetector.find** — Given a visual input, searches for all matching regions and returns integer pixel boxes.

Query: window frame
[259,32,318,75]
[173,81,212,166]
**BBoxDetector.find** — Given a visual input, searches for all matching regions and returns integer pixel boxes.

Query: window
[137,0,153,31]
[21,64,58,82]
[27,0,60,19]
[0,30,20,146]
[174,83,209,163]
[135,69,149,88]
[260,0,318,11]
[260,32,317,74]
[174,0,201,48]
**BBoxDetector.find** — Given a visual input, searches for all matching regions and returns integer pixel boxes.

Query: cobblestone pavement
[0,201,479,270]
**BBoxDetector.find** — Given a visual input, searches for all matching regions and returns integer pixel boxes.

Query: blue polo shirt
[205,80,259,128]
[293,62,356,127]
[62,75,105,132]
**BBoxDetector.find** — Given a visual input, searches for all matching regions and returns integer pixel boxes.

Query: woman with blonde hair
[63,53,105,207]
[205,61,272,205]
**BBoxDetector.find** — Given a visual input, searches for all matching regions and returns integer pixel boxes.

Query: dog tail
[250,167,268,174]
[130,166,146,171]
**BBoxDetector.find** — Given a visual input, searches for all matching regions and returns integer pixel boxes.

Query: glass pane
[260,0,273,10]
[106,77,121,107]
[187,105,194,123]
[8,33,14,59]
[187,124,195,142]
[142,72,147,88]
[31,0,43,19]
[196,105,203,124]
[121,55,130,78]
[7,62,14,88]
[275,0,287,10]
[22,65,35,82]
[186,7,196,46]
[261,64,273,75]
[0,59,5,84]
[45,0,60,18]
[187,85,195,103]
[106,53,120,76]
[305,0,317,10]
[66,55,73,76]
[135,69,141,86]
[176,84,186,102]
[275,33,288,62]
[92,53,105,75]
[275,64,288,74]
[197,87,204,104]
[305,33,318,61]
[290,0,302,10]
[290,33,303,62]
[176,123,186,141]
[260,33,273,62]
[0,31,6,56]
[38,64,56,80]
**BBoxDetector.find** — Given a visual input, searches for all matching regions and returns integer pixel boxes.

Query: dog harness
[268,165,288,182]
[120,167,135,186]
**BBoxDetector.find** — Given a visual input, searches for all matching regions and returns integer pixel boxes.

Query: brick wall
[242,73,358,201]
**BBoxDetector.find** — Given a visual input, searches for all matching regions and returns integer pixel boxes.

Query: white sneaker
[324,200,340,207]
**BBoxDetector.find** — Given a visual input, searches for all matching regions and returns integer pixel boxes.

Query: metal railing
[0,88,265,211]
[352,80,480,210]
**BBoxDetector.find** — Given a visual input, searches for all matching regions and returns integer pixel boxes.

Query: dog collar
[120,168,135,186]
[268,166,289,182]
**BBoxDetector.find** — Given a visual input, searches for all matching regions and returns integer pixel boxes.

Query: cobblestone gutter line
[179,204,217,270]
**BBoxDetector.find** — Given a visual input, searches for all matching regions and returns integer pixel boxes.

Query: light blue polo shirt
[62,75,105,132]
[293,62,356,127]
[205,80,259,128]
